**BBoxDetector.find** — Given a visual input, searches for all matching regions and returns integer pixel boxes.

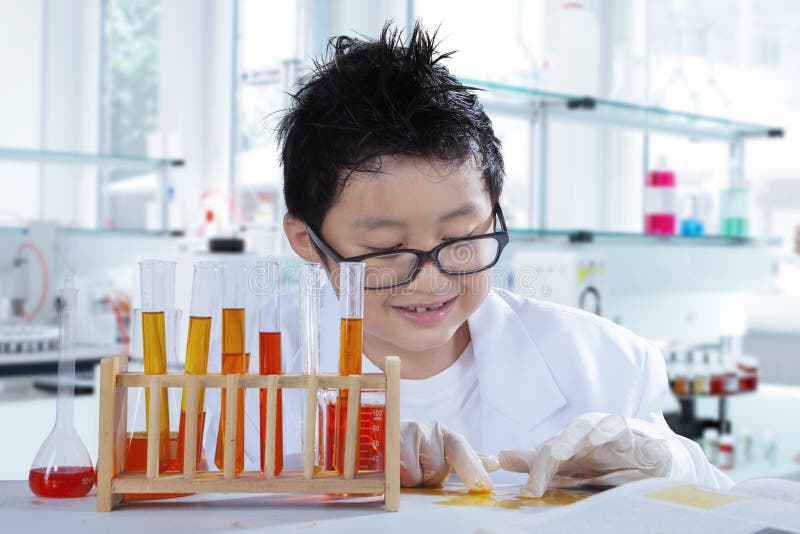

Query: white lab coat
[204,283,732,489]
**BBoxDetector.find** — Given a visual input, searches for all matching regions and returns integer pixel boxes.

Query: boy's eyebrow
[437,202,478,222]
[354,217,406,231]
[354,202,480,231]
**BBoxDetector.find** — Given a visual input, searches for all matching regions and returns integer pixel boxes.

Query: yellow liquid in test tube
[141,311,170,464]
[177,316,212,470]
[180,316,212,411]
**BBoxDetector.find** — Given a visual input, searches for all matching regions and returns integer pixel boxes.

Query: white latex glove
[400,420,499,492]
[498,413,673,498]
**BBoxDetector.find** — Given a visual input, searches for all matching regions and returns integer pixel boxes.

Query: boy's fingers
[399,420,425,487]
[399,420,449,487]
[498,449,537,473]
[420,422,451,487]
[587,414,630,449]
[477,452,500,473]
[442,427,493,493]
[522,443,561,498]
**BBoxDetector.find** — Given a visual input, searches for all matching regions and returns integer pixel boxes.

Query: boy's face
[313,155,494,354]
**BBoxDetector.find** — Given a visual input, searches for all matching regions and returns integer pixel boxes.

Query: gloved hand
[498,413,673,498]
[400,420,499,492]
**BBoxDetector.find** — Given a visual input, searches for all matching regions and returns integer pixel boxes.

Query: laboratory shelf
[507,228,781,247]
[673,390,757,400]
[0,344,118,367]
[461,78,784,141]
[0,147,184,169]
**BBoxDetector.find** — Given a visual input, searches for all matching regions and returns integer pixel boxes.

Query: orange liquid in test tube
[335,317,363,475]
[259,331,283,475]
[215,307,247,474]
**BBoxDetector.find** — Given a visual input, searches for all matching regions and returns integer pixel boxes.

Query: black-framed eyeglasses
[307,205,510,290]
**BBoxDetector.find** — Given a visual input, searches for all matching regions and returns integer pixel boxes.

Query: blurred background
[1,0,799,483]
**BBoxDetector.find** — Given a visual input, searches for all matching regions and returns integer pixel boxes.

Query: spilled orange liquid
[402,486,591,510]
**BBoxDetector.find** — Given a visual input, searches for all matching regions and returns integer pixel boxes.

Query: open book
[476,477,800,534]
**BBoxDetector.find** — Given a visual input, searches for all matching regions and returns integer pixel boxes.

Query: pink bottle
[644,159,677,235]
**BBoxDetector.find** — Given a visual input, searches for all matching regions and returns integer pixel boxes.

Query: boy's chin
[384,326,461,354]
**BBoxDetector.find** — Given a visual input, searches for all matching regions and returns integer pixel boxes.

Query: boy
[271,23,730,496]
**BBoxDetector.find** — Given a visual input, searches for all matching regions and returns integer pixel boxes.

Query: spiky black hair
[277,21,504,231]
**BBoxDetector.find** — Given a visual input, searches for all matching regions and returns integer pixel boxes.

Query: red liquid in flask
[29,466,95,498]
[325,395,385,472]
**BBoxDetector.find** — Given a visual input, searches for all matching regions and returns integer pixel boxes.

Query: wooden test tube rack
[96,355,401,512]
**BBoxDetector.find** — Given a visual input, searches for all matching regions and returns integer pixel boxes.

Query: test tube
[299,263,324,471]
[177,262,222,472]
[335,262,365,475]
[214,262,248,475]
[139,259,176,468]
[256,258,283,476]
[301,263,324,375]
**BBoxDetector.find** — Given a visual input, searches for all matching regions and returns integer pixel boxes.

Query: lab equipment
[321,389,386,472]
[717,434,735,470]
[498,414,671,498]
[299,262,324,473]
[28,271,96,498]
[335,262,365,475]
[701,428,719,465]
[124,308,189,500]
[720,188,749,237]
[300,263,323,375]
[139,260,176,465]
[679,193,707,237]
[737,356,759,392]
[256,258,282,476]
[738,427,753,464]
[95,354,402,512]
[0,324,59,354]
[670,350,690,396]
[510,250,607,316]
[402,420,495,492]
[761,431,777,468]
[721,338,740,394]
[177,262,221,471]
[709,349,725,395]
[215,263,248,475]
[0,255,28,322]
[644,162,677,235]
[691,350,709,395]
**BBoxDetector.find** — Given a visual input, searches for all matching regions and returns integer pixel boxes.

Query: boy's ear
[284,213,323,263]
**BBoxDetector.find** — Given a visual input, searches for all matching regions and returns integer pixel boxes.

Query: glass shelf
[508,228,781,247]
[0,225,179,237]
[0,147,184,169]
[462,78,784,141]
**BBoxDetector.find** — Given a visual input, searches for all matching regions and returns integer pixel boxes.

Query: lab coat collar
[468,290,567,451]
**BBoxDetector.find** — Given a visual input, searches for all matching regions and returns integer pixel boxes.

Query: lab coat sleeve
[627,339,734,489]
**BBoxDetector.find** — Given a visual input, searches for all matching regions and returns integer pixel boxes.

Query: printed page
[475,478,800,534]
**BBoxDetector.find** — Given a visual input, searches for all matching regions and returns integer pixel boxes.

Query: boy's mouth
[391,296,457,326]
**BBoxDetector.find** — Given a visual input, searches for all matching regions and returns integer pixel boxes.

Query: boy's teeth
[402,302,446,313]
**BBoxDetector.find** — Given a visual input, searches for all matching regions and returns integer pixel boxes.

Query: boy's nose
[406,257,453,296]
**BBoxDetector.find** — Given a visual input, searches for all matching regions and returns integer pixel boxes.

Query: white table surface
[0,481,592,534]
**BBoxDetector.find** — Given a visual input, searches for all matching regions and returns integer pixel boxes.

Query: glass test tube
[257,258,283,475]
[177,262,221,471]
[299,262,324,469]
[335,262,365,475]
[139,260,176,468]
[215,263,248,474]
